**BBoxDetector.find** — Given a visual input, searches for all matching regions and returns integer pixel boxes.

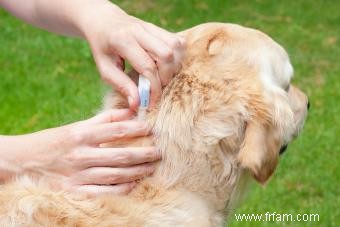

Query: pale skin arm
[0,0,185,109]
[0,109,160,197]
[0,0,183,196]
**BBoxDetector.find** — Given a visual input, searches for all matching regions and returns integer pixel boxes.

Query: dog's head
[103,23,308,205]
[165,23,309,184]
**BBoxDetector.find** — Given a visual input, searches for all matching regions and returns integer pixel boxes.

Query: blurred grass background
[0,0,339,226]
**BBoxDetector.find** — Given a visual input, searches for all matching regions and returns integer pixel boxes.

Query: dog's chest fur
[99,66,250,226]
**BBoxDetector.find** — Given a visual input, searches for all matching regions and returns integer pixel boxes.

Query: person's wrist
[45,124,78,156]
[72,0,128,41]
[16,126,71,172]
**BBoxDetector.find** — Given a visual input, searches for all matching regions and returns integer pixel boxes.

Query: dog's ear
[205,29,228,56]
[206,32,226,56]
[237,121,280,184]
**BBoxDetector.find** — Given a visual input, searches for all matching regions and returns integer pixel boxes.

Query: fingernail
[156,149,162,159]
[130,181,137,188]
[147,165,156,174]
[128,96,134,107]
[179,37,186,46]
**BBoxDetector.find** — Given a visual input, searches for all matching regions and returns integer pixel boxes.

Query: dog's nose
[307,100,310,110]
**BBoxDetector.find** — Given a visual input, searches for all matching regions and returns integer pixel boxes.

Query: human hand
[0,0,185,108]
[0,109,160,197]
[75,0,185,109]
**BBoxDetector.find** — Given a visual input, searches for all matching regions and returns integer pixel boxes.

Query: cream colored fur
[0,23,308,226]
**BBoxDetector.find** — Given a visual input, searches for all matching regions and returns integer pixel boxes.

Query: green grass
[0,0,339,226]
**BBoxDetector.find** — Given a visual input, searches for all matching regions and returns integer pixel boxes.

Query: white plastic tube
[137,75,150,121]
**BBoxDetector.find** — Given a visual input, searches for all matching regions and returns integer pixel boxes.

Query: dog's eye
[284,84,290,92]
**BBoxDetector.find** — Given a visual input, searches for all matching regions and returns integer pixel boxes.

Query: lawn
[0,0,339,226]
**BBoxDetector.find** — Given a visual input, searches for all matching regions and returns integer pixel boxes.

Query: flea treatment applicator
[137,75,150,121]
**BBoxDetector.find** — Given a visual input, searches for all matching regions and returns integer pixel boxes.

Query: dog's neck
[126,72,246,212]
[103,67,248,212]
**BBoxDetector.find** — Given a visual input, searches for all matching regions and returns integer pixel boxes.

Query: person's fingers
[134,29,175,86]
[74,163,155,185]
[114,37,162,108]
[95,54,139,109]
[143,22,183,47]
[76,182,137,197]
[142,22,185,57]
[77,146,160,168]
[85,121,150,145]
[87,109,134,124]
[142,22,185,86]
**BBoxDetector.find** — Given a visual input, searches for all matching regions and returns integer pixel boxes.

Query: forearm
[0,0,125,38]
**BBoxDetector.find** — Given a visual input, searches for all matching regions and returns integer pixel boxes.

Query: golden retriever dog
[0,23,308,226]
